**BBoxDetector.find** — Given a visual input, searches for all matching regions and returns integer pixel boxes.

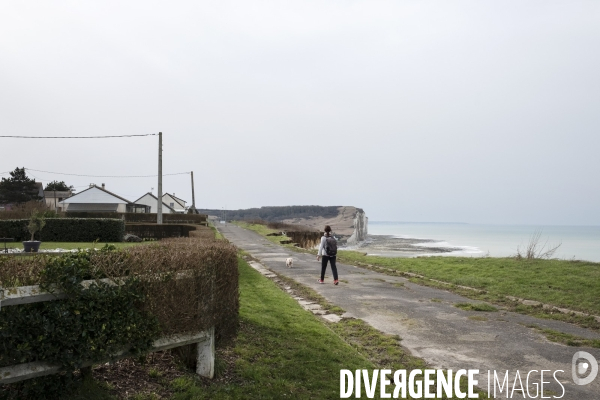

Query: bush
[0,201,58,220]
[124,223,198,239]
[0,238,239,398]
[0,218,125,242]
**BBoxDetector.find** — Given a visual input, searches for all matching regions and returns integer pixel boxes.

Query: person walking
[317,225,339,285]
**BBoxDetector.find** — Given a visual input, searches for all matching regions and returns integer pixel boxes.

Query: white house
[162,193,187,213]
[134,192,177,214]
[44,190,72,212]
[60,184,149,213]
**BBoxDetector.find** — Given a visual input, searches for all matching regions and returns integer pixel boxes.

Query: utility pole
[157,132,163,224]
[190,171,196,214]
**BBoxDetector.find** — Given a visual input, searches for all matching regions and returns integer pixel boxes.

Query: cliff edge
[281,206,368,244]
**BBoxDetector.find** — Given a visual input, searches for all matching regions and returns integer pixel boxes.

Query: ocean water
[368,222,600,262]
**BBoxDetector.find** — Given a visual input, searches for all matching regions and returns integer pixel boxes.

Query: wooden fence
[0,274,215,384]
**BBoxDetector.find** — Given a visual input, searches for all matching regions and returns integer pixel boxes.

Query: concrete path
[217,223,600,399]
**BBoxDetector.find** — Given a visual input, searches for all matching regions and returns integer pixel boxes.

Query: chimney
[102,183,105,190]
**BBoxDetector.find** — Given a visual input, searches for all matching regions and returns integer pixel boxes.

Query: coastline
[342,234,468,257]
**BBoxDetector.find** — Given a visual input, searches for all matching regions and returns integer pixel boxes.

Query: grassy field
[170,257,377,399]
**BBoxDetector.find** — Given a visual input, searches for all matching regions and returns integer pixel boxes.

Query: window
[170,203,174,208]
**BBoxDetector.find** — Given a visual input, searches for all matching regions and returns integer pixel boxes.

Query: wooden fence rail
[0,275,215,384]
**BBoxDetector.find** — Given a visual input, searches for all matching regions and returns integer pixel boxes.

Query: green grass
[231,222,316,254]
[171,257,376,399]
[526,325,600,348]
[232,221,291,244]
[337,251,600,316]
[455,303,498,312]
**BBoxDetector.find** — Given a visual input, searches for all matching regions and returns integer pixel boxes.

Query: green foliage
[454,302,498,312]
[0,218,125,242]
[0,167,41,204]
[44,180,74,192]
[526,325,600,348]
[0,249,160,399]
[26,211,46,241]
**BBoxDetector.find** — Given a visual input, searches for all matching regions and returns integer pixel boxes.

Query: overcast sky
[1,1,599,225]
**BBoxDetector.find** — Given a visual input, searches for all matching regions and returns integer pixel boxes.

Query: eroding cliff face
[279,205,368,244]
[346,209,368,244]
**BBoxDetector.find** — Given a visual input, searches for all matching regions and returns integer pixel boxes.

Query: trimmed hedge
[0,218,125,242]
[125,223,197,239]
[65,212,207,224]
[0,239,239,398]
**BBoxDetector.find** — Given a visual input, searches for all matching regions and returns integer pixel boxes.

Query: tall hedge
[0,218,124,242]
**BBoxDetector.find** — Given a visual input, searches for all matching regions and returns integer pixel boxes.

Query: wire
[0,134,157,139]
[25,168,189,178]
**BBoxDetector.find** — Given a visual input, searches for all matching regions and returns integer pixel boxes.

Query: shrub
[0,218,124,242]
[0,238,239,398]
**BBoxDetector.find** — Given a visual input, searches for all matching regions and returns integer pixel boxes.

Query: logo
[572,351,598,386]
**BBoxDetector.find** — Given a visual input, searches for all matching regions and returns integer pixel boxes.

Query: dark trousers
[321,256,338,281]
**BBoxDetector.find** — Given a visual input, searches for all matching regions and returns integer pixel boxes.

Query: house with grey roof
[162,193,187,213]
[134,192,177,214]
[60,184,149,213]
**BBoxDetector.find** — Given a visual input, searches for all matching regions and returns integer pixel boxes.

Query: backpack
[325,236,337,256]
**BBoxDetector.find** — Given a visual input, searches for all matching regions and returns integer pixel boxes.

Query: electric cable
[0,134,157,139]
[25,168,189,178]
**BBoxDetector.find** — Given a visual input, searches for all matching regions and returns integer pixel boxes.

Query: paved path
[217,222,600,399]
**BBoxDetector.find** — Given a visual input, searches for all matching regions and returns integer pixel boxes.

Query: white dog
[286,257,293,268]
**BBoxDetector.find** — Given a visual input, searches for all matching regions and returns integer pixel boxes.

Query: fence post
[196,326,214,378]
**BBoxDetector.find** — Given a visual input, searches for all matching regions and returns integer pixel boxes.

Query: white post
[196,326,215,378]
[157,132,163,224]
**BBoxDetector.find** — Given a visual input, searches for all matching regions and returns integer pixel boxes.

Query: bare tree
[516,230,562,260]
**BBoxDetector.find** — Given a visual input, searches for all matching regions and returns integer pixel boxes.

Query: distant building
[134,192,177,214]
[44,190,72,212]
[60,184,149,213]
[162,193,187,213]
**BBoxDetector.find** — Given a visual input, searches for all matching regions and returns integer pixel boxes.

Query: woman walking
[317,225,339,285]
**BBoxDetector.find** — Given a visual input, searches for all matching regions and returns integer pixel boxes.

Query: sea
[368,222,600,262]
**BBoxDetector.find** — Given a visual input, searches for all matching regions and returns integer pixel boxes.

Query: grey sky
[1,1,599,225]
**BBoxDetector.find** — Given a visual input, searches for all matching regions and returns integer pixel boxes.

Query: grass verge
[170,256,377,399]
[526,325,600,348]
[455,303,498,312]
[231,222,316,254]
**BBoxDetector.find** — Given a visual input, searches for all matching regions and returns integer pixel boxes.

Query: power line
[25,168,190,178]
[0,133,157,139]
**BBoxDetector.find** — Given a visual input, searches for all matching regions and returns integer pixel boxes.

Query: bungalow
[134,192,177,214]
[60,184,149,213]
[162,193,187,213]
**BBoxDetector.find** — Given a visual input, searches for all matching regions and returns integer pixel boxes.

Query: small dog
[286,257,293,268]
